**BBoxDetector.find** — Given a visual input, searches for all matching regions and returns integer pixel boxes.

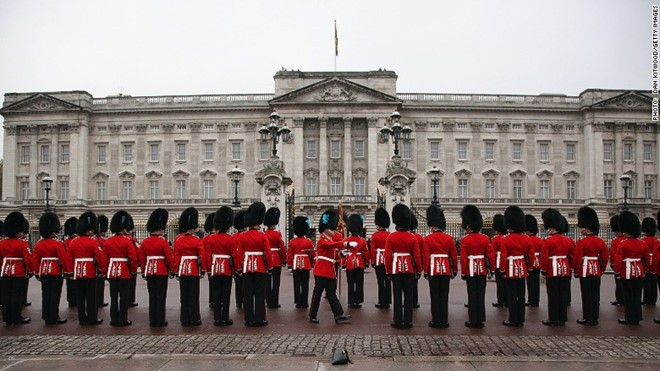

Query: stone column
[49,125,59,201]
[29,130,38,199]
[72,124,89,202]
[293,117,305,193]
[635,131,644,197]
[319,117,328,195]
[2,125,17,201]
[367,117,379,197]
[583,122,596,200]
[592,123,605,198]
[343,117,353,195]
[614,123,624,198]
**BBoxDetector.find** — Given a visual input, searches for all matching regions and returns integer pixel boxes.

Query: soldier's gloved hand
[142,274,147,280]
[451,271,458,279]
[423,273,429,280]
[541,271,547,277]
[281,262,286,267]
[200,271,206,278]
[415,273,421,280]
[348,242,358,248]
[27,272,34,278]
[168,273,175,279]
[461,275,467,281]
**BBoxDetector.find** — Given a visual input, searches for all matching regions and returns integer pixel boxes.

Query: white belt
[496,251,501,269]
[109,257,129,277]
[211,254,232,276]
[550,255,567,277]
[146,256,166,276]
[1,257,23,277]
[243,251,263,273]
[582,256,599,277]
[317,255,335,264]
[39,257,59,275]
[270,248,280,251]
[294,254,307,270]
[507,255,524,277]
[468,255,485,277]
[430,253,449,276]
[393,253,411,274]
[376,248,385,265]
[179,255,198,276]
[73,258,95,279]
[624,258,641,278]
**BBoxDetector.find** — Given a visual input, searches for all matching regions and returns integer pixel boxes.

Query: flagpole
[334,20,338,72]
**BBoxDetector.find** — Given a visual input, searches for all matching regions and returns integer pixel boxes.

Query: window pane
[123,144,133,162]
[603,143,612,161]
[566,180,576,199]
[60,181,69,200]
[402,141,412,159]
[177,143,186,161]
[20,182,29,200]
[150,144,159,161]
[21,145,30,163]
[604,180,613,199]
[232,142,241,160]
[624,143,633,161]
[644,144,652,161]
[540,180,549,199]
[354,177,365,196]
[485,142,494,160]
[540,143,549,161]
[355,140,365,157]
[123,181,132,200]
[97,146,106,162]
[97,182,105,200]
[176,180,186,199]
[149,180,159,199]
[512,143,522,160]
[60,145,69,163]
[203,180,214,199]
[566,144,575,161]
[331,140,341,158]
[305,178,318,196]
[330,177,341,195]
[645,180,653,198]
[259,141,269,160]
[307,140,317,158]
[458,179,468,198]
[457,142,467,160]
[430,141,440,159]
[513,179,522,198]
[485,179,495,198]
[41,145,50,163]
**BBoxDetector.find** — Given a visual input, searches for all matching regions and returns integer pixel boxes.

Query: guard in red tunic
[574,206,608,326]
[501,205,533,327]
[63,217,78,308]
[614,211,647,325]
[125,215,140,308]
[309,208,352,324]
[138,208,173,327]
[641,217,657,306]
[102,210,138,327]
[0,220,3,311]
[68,211,103,325]
[96,215,109,308]
[540,208,574,326]
[287,216,314,308]
[409,214,423,309]
[173,207,207,326]
[424,205,458,328]
[264,207,286,309]
[370,208,391,309]
[491,214,507,308]
[460,205,495,328]
[0,212,33,325]
[205,206,236,326]
[32,212,68,325]
[609,215,625,306]
[525,215,543,307]
[235,202,272,327]
[385,204,422,329]
[653,211,660,324]
[345,214,368,308]
[202,212,216,309]
[232,210,247,309]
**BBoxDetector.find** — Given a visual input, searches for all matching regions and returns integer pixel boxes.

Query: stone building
[1,70,658,234]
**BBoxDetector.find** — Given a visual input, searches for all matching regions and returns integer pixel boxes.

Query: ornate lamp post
[229,165,244,208]
[379,110,412,157]
[427,166,441,206]
[43,176,53,211]
[619,174,631,211]
[259,111,291,158]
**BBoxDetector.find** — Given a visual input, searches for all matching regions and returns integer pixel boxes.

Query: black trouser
[391,273,415,325]
[234,274,244,307]
[66,277,77,306]
[546,276,570,323]
[494,270,507,305]
[429,275,450,325]
[128,273,137,304]
[614,275,624,303]
[309,275,344,319]
[466,275,487,324]
[40,275,63,323]
[75,277,98,324]
[96,276,105,306]
[266,266,282,307]
[108,278,130,324]
[622,278,643,323]
[178,276,201,325]
[643,273,657,305]
[374,265,391,306]
[579,276,601,322]
[243,273,266,324]
[1,277,28,324]
[526,269,540,306]
[506,278,526,324]
[292,270,310,307]
[211,275,232,322]
[346,268,364,305]
[412,274,419,307]
[146,275,168,325]
[208,275,213,307]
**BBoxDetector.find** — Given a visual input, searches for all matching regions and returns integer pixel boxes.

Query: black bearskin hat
[461,205,483,232]
[264,207,281,227]
[492,214,506,234]
[204,212,216,233]
[641,217,657,236]
[0,220,4,237]
[657,211,660,226]
[146,208,168,233]
[426,205,446,230]
[39,212,61,238]
[410,213,419,231]
[3,212,26,238]
[525,215,539,235]
[610,215,620,233]
[64,217,78,237]
[562,216,570,235]
[577,206,600,235]
[233,210,246,231]
[110,210,131,234]
[392,204,412,230]
[213,206,234,233]
[541,208,564,231]
[504,206,526,233]
[347,214,364,236]
[23,219,29,234]
[178,207,199,233]
[618,211,641,238]
[98,215,109,234]
[374,208,390,229]
[76,211,98,236]
[293,216,310,237]
[319,209,339,233]
[245,202,266,227]
[127,214,135,232]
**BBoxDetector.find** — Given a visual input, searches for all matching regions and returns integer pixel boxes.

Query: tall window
[330,177,342,195]
[259,141,269,160]
[306,140,317,158]
[603,142,613,161]
[177,143,186,161]
[402,141,412,159]
[40,145,50,163]
[231,142,241,160]
[485,179,495,199]
[150,144,159,162]
[604,179,613,199]
[566,143,576,161]
[20,145,30,163]
[566,180,576,200]
[512,142,522,160]
[122,181,132,200]
[457,142,468,160]
[176,180,186,199]
[429,141,440,160]
[97,145,106,163]
[205,143,214,161]
[540,180,550,199]
[354,177,366,196]
[625,181,634,198]
[513,179,523,199]
[60,144,70,163]
[458,179,468,198]
[60,181,69,200]
[305,177,318,196]
[20,182,29,200]
[123,144,133,162]
[645,180,654,198]
[431,180,441,199]
[203,180,214,199]
[644,143,653,161]
[149,180,159,200]
[330,140,341,159]
[485,142,495,160]
[97,182,106,200]
[354,140,365,157]
[539,143,549,161]
[623,143,633,161]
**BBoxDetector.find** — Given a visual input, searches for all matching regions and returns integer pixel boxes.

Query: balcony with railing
[90,94,274,110]
[397,93,582,108]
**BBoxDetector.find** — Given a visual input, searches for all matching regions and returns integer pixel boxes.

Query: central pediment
[0,93,83,114]
[590,91,652,110]
[269,77,400,105]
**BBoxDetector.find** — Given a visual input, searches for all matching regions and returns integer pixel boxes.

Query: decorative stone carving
[162,123,175,132]
[293,117,304,128]
[496,122,510,131]
[415,121,429,130]
[5,125,17,135]
[367,117,379,128]
[314,83,356,102]
[551,123,563,132]
[524,122,536,131]
[217,122,229,131]
[244,122,257,131]
[136,124,148,132]
[189,122,202,132]
[470,122,482,130]
[442,121,455,130]
[109,124,121,134]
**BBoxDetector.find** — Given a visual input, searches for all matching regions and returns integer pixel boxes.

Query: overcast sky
[0,0,651,156]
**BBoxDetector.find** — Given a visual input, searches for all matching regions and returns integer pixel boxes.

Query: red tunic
[67,236,103,279]
[652,239,660,274]
[345,236,369,270]
[101,234,138,279]
[313,233,344,279]
[32,238,68,276]
[0,237,32,277]
[492,234,506,270]
[423,231,458,276]
[614,237,647,279]
[265,229,286,267]
[609,236,625,268]
[573,234,608,277]
[384,231,422,275]
[460,232,495,276]
[501,232,533,279]
[203,232,236,276]
[287,237,314,270]
[173,233,206,277]
[236,229,272,274]
[370,230,389,266]
[540,234,575,278]
[139,235,174,276]
[527,235,544,269]
[642,236,656,272]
